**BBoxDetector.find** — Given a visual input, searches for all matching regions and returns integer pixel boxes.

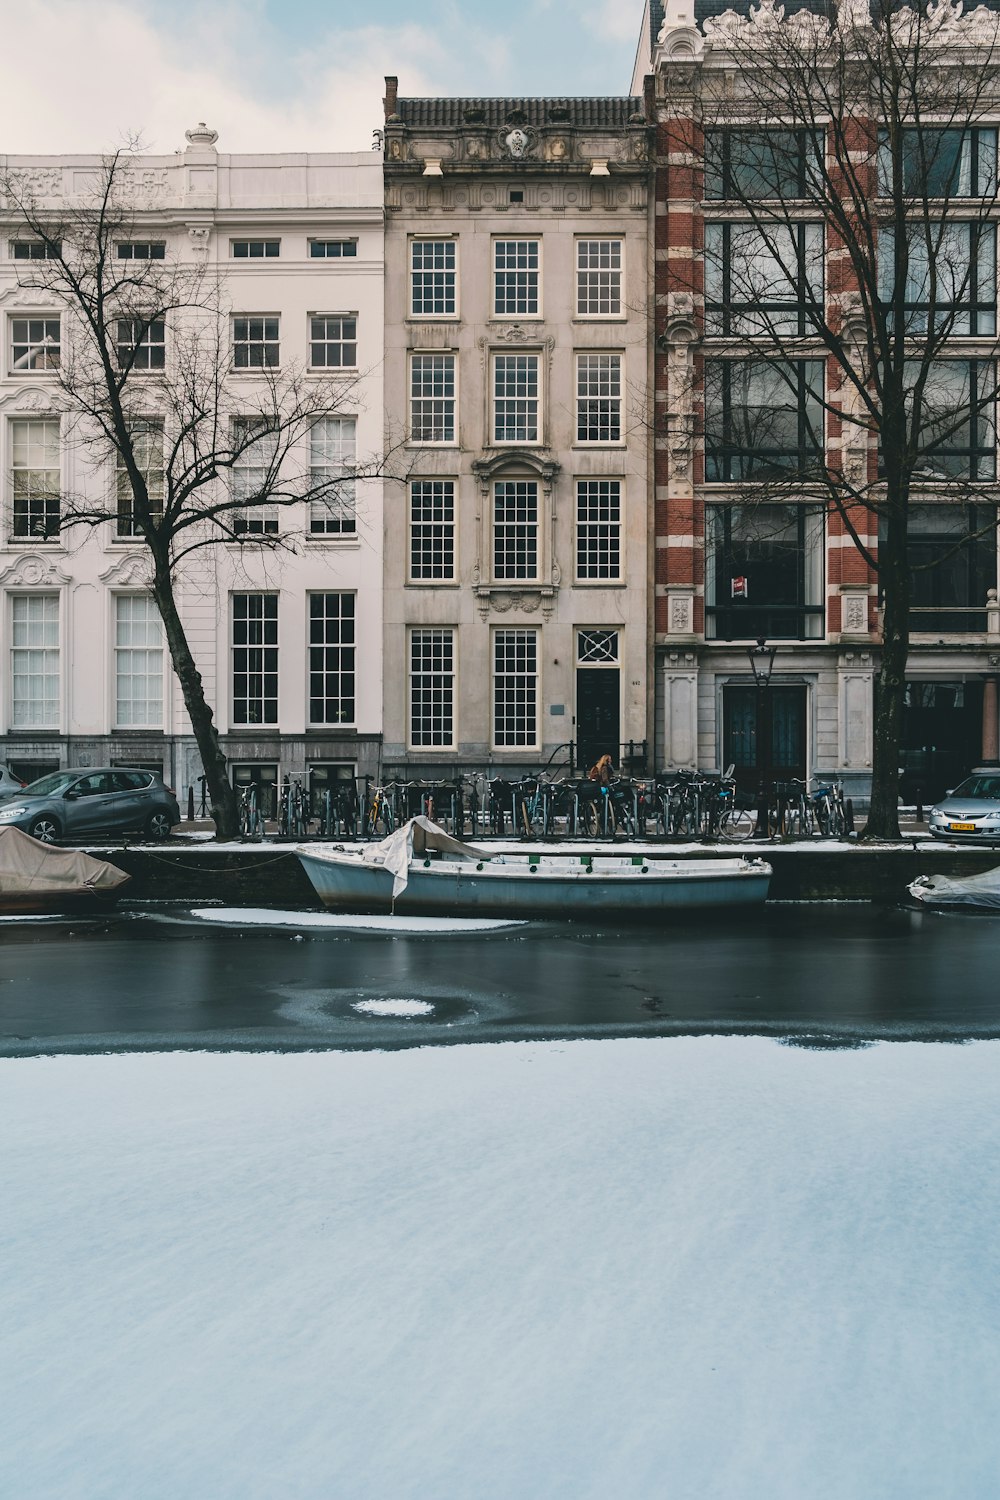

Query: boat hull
[297,850,771,919]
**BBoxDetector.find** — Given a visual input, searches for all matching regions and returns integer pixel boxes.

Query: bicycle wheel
[719,806,756,840]
[579,799,600,839]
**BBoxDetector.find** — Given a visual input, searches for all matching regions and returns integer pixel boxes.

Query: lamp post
[748,637,776,836]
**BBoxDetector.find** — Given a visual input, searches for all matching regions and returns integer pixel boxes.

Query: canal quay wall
[89,840,1000,907]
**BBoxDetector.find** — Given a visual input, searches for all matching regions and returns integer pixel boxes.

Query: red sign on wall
[731,576,748,599]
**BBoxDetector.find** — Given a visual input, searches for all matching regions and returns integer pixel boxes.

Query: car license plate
[950,822,976,832]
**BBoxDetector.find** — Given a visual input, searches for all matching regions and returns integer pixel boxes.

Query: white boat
[296,816,772,919]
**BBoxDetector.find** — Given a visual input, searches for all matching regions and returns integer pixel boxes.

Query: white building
[0,127,384,818]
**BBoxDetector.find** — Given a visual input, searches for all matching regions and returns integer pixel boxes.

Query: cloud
[0,1,447,154]
[582,0,645,43]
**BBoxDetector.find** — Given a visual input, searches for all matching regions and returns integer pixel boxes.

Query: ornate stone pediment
[0,389,60,413]
[0,553,72,587]
[100,551,154,587]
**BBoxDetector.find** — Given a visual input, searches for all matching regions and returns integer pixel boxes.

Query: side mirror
[64,788,80,800]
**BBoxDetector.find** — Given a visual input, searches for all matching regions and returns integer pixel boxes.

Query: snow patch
[352,998,435,1017]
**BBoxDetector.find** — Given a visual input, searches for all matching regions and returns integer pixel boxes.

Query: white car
[0,764,26,799]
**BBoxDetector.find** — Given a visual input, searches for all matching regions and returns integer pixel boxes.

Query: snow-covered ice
[189,906,526,933]
[352,998,435,1017]
[3,1038,1000,1500]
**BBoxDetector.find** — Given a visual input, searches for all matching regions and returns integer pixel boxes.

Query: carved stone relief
[0,554,72,587]
[100,553,154,587]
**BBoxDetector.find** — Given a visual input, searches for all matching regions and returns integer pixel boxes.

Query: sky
[0,0,643,158]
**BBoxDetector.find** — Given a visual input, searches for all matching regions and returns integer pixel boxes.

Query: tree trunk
[863,506,910,840]
[151,564,239,840]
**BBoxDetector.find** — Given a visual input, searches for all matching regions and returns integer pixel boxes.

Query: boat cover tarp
[0,825,130,898]
[909,865,1000,909]
[367,816,486,902]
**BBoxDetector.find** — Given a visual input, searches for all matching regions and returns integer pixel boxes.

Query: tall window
[892,504,997,632]
[493,353,540,443]
[232,594,278,725]
[577,240,622,316]
[576,353,622,444]
[116,317,165,371]
[879,223,996,335]
[116,420,165,536]
[410,353,456,443]
[494,629,538,749]
[410,479,455,580]
[309,315,357,369]
[309,417,356,534]
[411,240,457,316]
[232,316,279,369]
[115,595,163,727]
[494,240,540,316]
[10,317,60,373]
[410,629,455,748]
[705,360,825,481]
[705,129,820,200]
[577,479,621,580]
[11,419,60,539]
[309,593,355,725]
[11,594,59,728]
[493,480,538,580]
[877,127,998,198]
[232,420,278,535]
[706,504,825,640]
[903,360,997,480]
[705,223,824,336]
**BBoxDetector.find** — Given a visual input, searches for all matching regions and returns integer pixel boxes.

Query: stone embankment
[91,838,1000,907]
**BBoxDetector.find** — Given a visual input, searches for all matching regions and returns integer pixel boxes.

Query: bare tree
[676,0,1000,837]
[1,147,383,839]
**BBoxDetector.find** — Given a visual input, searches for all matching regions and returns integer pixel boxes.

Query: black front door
[899,680,983,803]
[723,684,808,795]
[577,669,620,773]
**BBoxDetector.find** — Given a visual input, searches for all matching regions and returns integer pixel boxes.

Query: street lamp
[747,637,776,836]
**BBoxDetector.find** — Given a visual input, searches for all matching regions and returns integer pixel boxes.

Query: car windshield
[22,771,79,797]
[951,776,1000,800]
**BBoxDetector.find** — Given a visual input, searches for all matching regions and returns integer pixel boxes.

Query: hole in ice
[352,998,435,1018]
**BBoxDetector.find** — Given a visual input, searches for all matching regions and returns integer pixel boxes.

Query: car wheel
[146,811,173,840]
[29,815,61,844]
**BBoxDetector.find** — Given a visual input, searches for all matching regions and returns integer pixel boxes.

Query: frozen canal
[4,906,1000,1498]
[0,901,998,1052]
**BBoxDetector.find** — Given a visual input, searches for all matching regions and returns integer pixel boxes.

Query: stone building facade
[380,80,652,782]
[0,132,384,816]
[636,0,1000,805]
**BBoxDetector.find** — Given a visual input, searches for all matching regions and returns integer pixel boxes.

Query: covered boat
[296,816,772,918]
[0,825,130,913]
[909,865,1000,911]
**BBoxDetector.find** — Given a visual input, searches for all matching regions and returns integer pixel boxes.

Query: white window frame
[409,627,456,751]
[410,238,459,318]
[10,592,60,729]
[117,241,166,260]
[308,592,356,727]
[493,479,539,582]
[231,239,280,259]
[116,316,166,373]
[575,353,623,445]
[231,419,279,536]
[409,479,456,582]
[309,239,358,260]
[492,352,542,446]
[115,419,165,539]
[308,314,357,371]
[231,315,280,371]
[309,417,357,537]
[576,239,624,318]
[493,238,542,318]
[231,592,279,726]
[409,351,458,445]
[10,416,61,542]
[9,315,61,375]
[576,478,623,582]
[113,593,164,729]
[492,627,539,752]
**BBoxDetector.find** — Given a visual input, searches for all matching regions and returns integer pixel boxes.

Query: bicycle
[238,783,265,842]
[366,781,396,838]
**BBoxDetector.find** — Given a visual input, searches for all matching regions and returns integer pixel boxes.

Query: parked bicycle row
[235,770,855,843]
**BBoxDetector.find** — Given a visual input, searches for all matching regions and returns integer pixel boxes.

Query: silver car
[0,764,26,797]
[928,769,1000,842]
[0,767,179,843]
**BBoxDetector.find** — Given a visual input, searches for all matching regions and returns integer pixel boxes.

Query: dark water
[0,904,996,1055]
